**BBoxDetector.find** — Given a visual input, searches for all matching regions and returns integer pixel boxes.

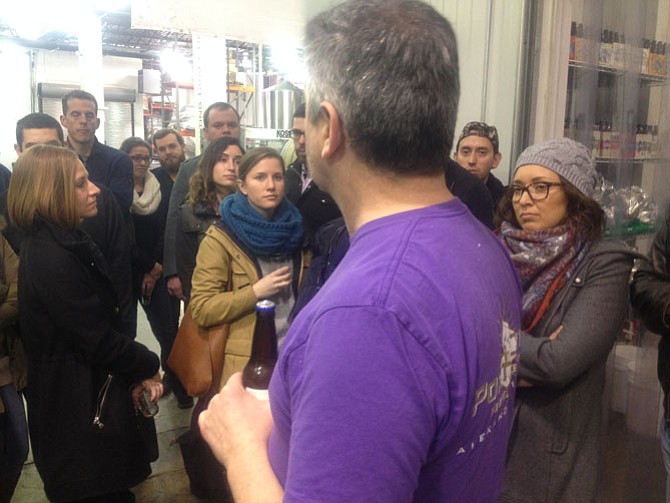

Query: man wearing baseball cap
[454,121,505,207]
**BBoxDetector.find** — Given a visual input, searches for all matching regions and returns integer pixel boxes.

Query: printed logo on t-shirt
[457,320,519,456]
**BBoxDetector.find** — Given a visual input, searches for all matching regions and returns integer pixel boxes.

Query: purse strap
[207,249,234,392]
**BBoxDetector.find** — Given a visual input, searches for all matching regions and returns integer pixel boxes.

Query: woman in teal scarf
[185,147,308,501]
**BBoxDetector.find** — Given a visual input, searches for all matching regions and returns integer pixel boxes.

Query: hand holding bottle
[199,372,274,467]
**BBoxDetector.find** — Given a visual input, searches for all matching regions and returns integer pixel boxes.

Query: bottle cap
[256,300,276,312]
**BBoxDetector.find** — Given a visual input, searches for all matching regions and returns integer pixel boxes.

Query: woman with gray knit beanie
[496,138,638,502]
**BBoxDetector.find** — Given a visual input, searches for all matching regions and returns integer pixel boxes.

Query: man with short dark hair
[454,121,506,207]
[285,103,341,243]
[163,102,240,300]
[5,113,133,334]
[60,90,134,212]
[199,2,521,502]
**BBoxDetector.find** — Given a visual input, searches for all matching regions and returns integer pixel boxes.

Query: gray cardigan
[500,240,636,503]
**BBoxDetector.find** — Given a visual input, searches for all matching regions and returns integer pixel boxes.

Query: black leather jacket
[630,214,670,421]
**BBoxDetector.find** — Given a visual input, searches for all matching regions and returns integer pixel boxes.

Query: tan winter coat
[189,224,309,387]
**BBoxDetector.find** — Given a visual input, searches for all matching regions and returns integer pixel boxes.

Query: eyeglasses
[509,182,562,202]
[291,129,305,139]
[130,155,151,163]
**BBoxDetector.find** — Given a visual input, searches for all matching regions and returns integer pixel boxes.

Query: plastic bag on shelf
[593,174,658,237]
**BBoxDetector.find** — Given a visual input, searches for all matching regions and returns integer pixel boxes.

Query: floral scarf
[499,222,590,331]
[219,192,303,257]
[131,170,161,216]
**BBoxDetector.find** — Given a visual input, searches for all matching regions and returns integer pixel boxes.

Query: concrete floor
[12,309,202,502]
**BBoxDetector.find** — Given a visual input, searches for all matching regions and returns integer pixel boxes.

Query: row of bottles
[641,39,667,76]
[598,29,627,70]
[584,121,660,159]
[570,22,667,77]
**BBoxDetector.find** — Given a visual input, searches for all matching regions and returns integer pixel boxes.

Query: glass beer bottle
[242,300,278,400]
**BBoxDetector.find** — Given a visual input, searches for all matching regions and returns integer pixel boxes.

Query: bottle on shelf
[650,125,659,158]
[610,122,621,158]
[599,29,611,67]
[622,123,635,159]
[649,40,660,75]
[592,122,602,158]
[601,121,612,159]
[570,21,577,61]
[643,124,652,158]
[619,33,627,71]
[635,124,644,159]
[242,300,279,400]
[641,38,651,74]
[613,31,623,70]
[575,23,585,62]
[661,42,667,77]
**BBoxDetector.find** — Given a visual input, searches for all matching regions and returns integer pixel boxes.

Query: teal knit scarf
[220,192,303,257]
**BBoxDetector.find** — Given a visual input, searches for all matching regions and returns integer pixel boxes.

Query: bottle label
[245,387,269,400]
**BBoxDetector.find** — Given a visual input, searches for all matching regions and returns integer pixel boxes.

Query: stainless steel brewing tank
[263,81,304,130]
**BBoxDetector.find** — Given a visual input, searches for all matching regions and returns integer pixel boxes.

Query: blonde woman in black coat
[8,145,163,503]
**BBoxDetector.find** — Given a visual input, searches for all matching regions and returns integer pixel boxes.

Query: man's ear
[492,152,502,169]
[94,117,101,131]
[60,115,67,128]
[320,101,344,160]
[14,144,21,156]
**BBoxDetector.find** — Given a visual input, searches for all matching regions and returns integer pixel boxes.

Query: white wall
[0,45,32,168]
[0,48,143,169]
[433,0,526,184]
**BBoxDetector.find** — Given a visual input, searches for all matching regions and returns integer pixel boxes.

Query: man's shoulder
[444,159,494,228]
[91,137,125,158]
[181,155,201,171]
[286,161,302,181]
[151,166,174,186]
[487,173,505,188]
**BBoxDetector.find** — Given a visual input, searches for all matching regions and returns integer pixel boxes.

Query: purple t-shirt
[268,200,521,502]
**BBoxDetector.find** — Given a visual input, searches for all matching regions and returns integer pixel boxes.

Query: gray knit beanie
[515,138,597,197]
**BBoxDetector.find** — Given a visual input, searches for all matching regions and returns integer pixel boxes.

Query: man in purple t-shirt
[199,1,522,502]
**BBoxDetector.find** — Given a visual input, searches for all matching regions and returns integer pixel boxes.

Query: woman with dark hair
[497,138,637,503]
[8,144,162,503]
[119,137,189,408]
[182,147,308,500]
[176,136,245,302]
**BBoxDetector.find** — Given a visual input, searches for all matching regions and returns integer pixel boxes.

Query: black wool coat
[18,220,159,502]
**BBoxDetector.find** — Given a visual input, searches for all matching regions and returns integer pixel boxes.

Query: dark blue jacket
[82,137,134,212]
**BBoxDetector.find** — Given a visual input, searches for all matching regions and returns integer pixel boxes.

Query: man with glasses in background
[285,103,341,244]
